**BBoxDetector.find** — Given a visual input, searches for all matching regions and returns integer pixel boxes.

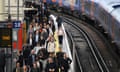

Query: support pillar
[0,0,4,21]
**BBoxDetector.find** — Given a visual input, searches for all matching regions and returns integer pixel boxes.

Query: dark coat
[23,47,31,65]
[28,54,36,67]
[45,63,57,72]
[61,58,72,72]
[27,38,35,48]
[30,68,40,72]
[0,51,6,67]
[37,48,48,60]
[23,47,31,59]
[13,67,23,72]
[39,38,45,46]
[34,34,40,46]
[56,16,62,28]
[0,51,6,72]
[18,55,24,67]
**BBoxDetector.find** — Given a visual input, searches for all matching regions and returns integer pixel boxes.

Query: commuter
[34,30,40,46]
[47,36,56,56]
[49,14,58,32]
[56,52,64,70]
[41,28,49,40]
[48,18,55,35]
[23,46,31,65]
[0,49,6,72]
[61,53,72,72]
[35,16,40,24]
[39,7,43,23]
[33,23,40,31]
[45,34,52,51]
[37,49,44,59]
[23,65,29,72]
[42,23,51,40]
[46,9,51,22]
[58,27,64,46]
[43,22,47,29]
[41,3,46,21]
[13,62,23,72]
[39,23,43,33]
[28,50,36,67]
[39,48,49,60]
[33,43,43,55]
[39,35,46,48]
[27,24,34,36]
[46,24,53,36]
[45,57,57,72]
[17,51,24,67]
[30,63,40,72]
[27,33,35,49]
[41,3,46,17]
[56,16,62,29]
[36,57,43,72]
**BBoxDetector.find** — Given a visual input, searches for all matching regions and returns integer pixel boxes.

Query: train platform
[45,14,73,72]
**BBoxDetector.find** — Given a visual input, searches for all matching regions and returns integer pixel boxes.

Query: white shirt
[34,46,43,54]
[47,41,55,52]
[30,38,32,45]
[35,34,39,42]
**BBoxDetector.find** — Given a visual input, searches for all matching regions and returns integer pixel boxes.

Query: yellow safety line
[54,31,60,53]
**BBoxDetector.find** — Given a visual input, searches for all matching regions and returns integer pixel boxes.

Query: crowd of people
[13,1,72,72]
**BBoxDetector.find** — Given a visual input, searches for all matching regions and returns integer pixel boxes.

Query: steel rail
[64,17,110,72]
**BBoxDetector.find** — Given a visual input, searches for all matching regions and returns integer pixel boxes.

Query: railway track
[50,10,119,72]
[64,17,110,72]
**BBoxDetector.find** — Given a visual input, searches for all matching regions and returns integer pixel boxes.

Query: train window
[13,30,18,41]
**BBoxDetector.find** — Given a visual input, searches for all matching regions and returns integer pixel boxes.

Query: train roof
[111,8,120,23]
[98,0,120,9]
[105,0,120,23]
[98,0,120,23]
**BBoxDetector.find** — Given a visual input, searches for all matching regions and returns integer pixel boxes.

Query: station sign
[13,21,21,28]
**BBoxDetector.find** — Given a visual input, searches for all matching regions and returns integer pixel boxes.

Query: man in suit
[17,51,24,67]
[23,45,31,65]
[28,50,36,68]
[45,57,57,72]
[27,33,35,49]
[61,53,72,72]
[0,49,6,72]
[13,62,23,72]
[34,30,40,46]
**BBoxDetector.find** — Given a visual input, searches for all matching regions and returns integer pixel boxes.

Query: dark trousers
[0,66,5,72]
[58,35,63,45]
